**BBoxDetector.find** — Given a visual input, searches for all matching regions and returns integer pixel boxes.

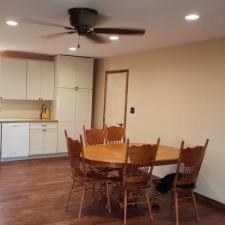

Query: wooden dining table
[83,143,180,167]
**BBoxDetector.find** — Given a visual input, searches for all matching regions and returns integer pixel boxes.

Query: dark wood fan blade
[40,31,76,39]
[85,32,108,43]
[22,18,74,30]
[93,28,145,35]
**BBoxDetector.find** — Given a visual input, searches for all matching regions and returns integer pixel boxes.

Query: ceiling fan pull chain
[77,35,80,49]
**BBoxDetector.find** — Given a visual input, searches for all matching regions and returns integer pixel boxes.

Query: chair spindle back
[83,126,105,145]
[174,139,209,188]
[123,138,160,186]
[65,130,87,179]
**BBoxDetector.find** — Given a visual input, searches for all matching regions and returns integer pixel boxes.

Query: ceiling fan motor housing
[68,8,98,34]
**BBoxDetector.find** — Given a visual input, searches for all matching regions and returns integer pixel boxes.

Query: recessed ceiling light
[109,36,119,41]
[185,14,200,21]
[69,47,77,51]
[6,20,18,26]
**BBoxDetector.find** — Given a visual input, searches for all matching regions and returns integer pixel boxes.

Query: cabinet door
[57,121,76,153]
[57,88,76,121]
[43,129,57,154]
[56,55,76,88]
[27,60,41,100]
[75,58,93,89]
[1,123,29,158]
[30,129,44,155]
[75,120,91,141]
[41,61,54,100]
[75,89,93,122]
[0,58,27,100]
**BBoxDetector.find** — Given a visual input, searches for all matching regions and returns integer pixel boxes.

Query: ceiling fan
[25,8,146,48]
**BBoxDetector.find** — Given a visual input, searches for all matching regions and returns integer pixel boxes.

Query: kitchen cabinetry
[1,123,29,158]
[54,55,93,153]
[29,122,57,155]
[0,57,55,101]
[0,57,27,100]
[55,55,93,89]
[56,88,92,153]
[27,60,54,100]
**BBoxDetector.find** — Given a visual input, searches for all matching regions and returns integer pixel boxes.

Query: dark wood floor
[0,158,224,225]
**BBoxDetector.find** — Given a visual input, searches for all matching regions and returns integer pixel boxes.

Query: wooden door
[103,70,129,128]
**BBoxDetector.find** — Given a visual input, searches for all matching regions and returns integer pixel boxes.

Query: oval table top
[83,143,180,166]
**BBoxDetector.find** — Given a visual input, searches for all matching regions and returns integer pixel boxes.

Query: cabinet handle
[41,125,47,127]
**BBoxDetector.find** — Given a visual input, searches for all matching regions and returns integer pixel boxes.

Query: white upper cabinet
[40,62,55,100]
[56,55,76,89]
[27,60,54,100]
[0,57,27,100]
[27,61,41,100]
[55,55,93,89]
[75,57,93,89]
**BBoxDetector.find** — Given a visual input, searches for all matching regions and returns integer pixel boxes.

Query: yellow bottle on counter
[41,104,50,120]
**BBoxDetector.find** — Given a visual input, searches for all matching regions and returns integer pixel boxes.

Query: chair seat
[125,182,150,190]
[173,183,195,191]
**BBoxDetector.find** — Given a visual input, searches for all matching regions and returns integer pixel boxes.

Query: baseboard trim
[196,193,225,210]
[28,153,68,160]
[1,153,68,162]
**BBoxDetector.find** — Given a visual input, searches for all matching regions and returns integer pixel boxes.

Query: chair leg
[145,189,154,220]
[174,192,179,225]
[106,182,111,213]
[192,190,200,221]
[78,185,86,218]
[124,189,128,225]
[65,179,76,208]
[171,191,174,209]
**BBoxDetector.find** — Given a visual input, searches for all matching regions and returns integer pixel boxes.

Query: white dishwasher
[1,123,29,159]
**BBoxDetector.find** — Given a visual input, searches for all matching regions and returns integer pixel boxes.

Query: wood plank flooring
[0,158,224,225]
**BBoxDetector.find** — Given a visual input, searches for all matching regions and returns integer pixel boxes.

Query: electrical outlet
[130,107,135,114]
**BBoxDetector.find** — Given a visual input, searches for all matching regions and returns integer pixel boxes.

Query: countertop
[0,118,58,123]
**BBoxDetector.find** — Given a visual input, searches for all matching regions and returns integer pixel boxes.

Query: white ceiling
[0,0,225,58]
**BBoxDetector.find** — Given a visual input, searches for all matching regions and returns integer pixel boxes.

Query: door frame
[103,69,129,129]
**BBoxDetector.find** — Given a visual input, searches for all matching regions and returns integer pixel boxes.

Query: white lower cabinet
[1,123,29,158]
[29,123,57,155]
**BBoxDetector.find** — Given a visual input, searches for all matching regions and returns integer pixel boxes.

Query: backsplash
[0,99,51,119]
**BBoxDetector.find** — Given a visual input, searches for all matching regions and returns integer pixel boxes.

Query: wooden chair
[83,125,105,145]
[122,138,160,224]
[171,139,209,225]
[105,125,126,144]
[64,130,112,217]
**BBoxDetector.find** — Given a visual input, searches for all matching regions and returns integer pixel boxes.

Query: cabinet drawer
[30,122,57,130]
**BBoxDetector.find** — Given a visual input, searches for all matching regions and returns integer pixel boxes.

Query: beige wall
[93,38,225,204]
[0,99,51,119]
